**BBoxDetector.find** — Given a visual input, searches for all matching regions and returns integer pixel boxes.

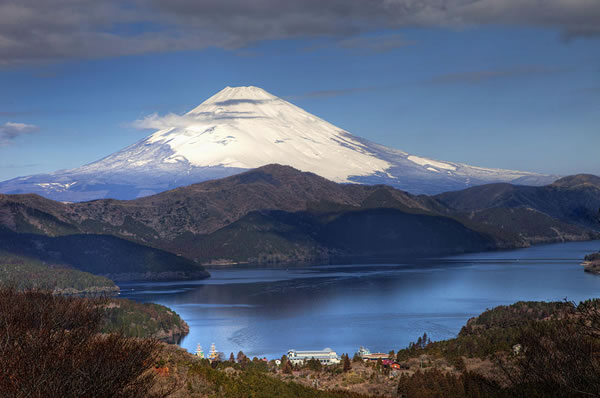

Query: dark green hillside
[459,301,572,336]
[102,299,189,343]
[318,207,495,259]
[179,210,328,264]
[452,207,596,247]
[396,300,575,362]
[0,230,209,281]
[583,250,600,274]
[436,174,600,230]
[0,252,117,294]
[585,252,600,262]
[179,207,495,265]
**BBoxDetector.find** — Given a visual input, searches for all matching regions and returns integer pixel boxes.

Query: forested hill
[0,228,209,281]
[0,251,118,294]
[0,165,598,267]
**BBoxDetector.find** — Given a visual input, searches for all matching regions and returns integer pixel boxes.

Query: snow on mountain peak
[143,86,392,182]
[200,86,277,105]
[0,85,558,202]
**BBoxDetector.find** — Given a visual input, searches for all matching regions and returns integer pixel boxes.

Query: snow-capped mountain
[0,86,556,201]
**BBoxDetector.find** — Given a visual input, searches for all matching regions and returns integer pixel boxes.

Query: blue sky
[0,1,599,181]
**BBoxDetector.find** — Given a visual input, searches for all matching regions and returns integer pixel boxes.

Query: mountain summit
[141,86,391,183]
[0,86,556,201]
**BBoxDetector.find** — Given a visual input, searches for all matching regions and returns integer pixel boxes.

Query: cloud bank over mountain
[1,0,598,65]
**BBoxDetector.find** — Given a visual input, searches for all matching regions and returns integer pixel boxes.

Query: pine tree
[343,353,351,372]
[236,351,246,363]
[229,352,235,363]
[376,357,383,371]
[282,359,293,374]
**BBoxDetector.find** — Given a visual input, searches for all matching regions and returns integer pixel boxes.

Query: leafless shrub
[0,288,175,398]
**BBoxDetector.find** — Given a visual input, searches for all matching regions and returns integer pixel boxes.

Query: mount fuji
[0,86,556,201]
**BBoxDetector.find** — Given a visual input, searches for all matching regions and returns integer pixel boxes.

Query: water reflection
[120,241,600,359]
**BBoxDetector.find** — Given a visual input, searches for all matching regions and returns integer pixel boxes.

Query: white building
[286,348,340,365]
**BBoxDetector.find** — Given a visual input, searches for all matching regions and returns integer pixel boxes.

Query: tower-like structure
[209,343,219,361]
[195,344,204,359]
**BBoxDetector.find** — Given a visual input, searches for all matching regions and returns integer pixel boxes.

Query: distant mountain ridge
[435,174,600,230]
[0,86,557,201]
[0,165,597,267]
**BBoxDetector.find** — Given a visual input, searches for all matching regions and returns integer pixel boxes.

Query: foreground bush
[0,288,171,398]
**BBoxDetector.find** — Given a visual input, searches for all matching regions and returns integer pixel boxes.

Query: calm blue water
[119,241,600,359]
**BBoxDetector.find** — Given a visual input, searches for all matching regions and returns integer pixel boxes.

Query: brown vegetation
[0,288,176,398]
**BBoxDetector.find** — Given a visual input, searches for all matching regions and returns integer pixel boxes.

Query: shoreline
[202,237,600,270]
[125,240,600,361]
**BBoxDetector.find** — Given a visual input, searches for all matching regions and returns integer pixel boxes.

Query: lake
[119,240,600,359]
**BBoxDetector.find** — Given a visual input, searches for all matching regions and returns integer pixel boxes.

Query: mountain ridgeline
[0,86,555,201]
[0,165,598,270]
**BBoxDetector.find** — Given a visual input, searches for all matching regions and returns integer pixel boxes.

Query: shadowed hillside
[0,165,597,267]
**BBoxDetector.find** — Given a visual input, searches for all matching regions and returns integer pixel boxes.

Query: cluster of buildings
[193,343,403,370]
[357,347,404,370]
[284,346,401,367]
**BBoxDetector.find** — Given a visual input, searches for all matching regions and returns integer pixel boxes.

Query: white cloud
[0,122,38,146]
[131,113,201,130]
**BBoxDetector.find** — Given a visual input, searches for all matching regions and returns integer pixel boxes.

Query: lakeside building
[287,348,340,365]
[356,347,390,361]
[361,352,390,361]
[356,347,371,358]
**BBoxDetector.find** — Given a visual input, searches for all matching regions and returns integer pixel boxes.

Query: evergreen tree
[282,359,293,374]
[343,354,351,372]
[376,358,383,371]
[306,358,322,372]
[236,350,246,363]
[229,352,235,363]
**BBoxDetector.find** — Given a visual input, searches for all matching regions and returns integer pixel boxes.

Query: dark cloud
[337,34,414,53]
[430,66,568,84]
[0,122,38,146]
[0,0,599,65]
